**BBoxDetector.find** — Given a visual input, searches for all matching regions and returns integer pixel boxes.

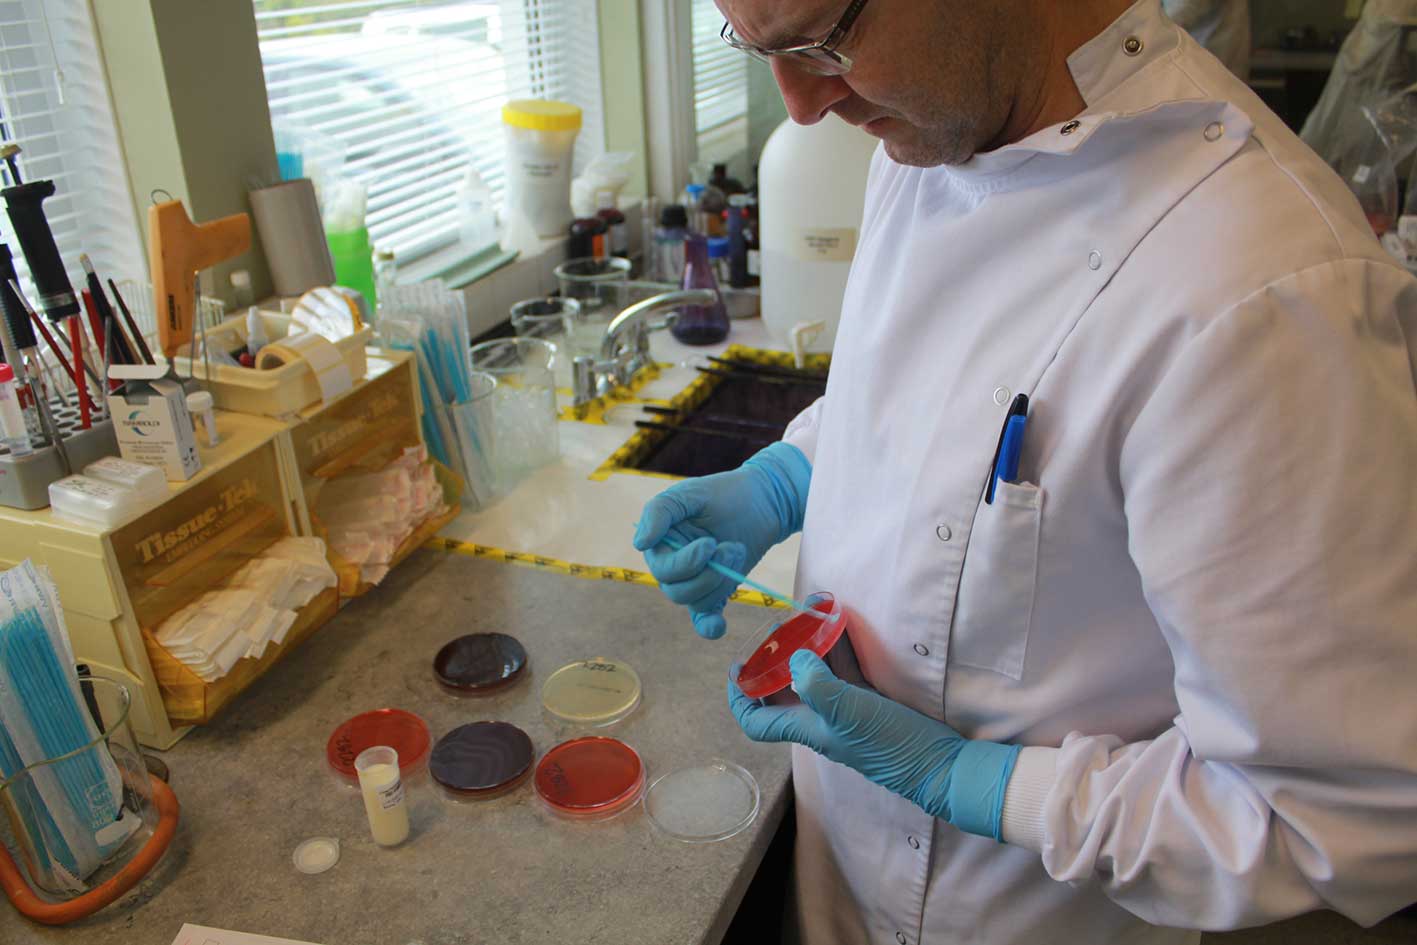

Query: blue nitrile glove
[633,442,811,640]
[730,650,1023,841]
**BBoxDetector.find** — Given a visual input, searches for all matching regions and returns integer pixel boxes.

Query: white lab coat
[778,2,1417,943]
[1162,0,1250,78]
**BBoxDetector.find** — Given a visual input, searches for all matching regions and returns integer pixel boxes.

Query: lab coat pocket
[950,480,1042,680]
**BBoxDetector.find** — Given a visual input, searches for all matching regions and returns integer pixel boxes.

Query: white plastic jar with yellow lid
[502,99,582,237]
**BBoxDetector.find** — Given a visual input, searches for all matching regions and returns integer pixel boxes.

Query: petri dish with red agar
[734,592,848,700]
[534,736,646,821]
[541,658,642,727]
[326,708,432,784]
[433,633,528,696]
[429,721,535,800]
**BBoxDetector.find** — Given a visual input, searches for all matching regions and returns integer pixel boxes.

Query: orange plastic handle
[0,773,180,926]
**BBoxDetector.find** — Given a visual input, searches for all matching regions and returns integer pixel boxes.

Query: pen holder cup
[0,676,180,925]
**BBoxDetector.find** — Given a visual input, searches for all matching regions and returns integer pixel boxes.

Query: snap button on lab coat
[936,524,952,542]
[993,386,1011,405]
[1060,120,1081,136]
[1124,36,1144,56]
[1204,122,1225,142]
[1089,250,1103,270]
[896,933,908,945]
[914,643,930,657]
[908,835,921,850]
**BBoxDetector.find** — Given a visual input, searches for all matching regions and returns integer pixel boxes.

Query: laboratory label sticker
[790,226,858,263]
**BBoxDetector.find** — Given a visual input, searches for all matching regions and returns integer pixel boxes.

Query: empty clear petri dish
[534,736,646,822]
[433,633,528,696]
[429,721,535,800]
[541,658,642,727]
[644,759,760,843]
[733,593,847,700]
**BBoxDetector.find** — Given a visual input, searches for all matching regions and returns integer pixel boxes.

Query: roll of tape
[257,331,353,403]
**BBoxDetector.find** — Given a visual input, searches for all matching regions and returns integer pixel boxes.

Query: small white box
[109,367,201,481]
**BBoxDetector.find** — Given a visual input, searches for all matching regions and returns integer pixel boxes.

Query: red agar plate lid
[734,593,847,700]
[326,708,432,783]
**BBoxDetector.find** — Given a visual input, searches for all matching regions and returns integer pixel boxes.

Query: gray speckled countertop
[0,550,790,945]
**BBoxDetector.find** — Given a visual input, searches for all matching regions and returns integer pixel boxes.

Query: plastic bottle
[0,362,33,456]
[707,236,732,287]
[457,166,498,251]
[568,215,608,260]
[726,194,751,288]
[673,232,730,346]
[757,115,877,352]
[596,191,628,258]
[654,205,690,284]
[355,746,410,848]
[682,183,707,235]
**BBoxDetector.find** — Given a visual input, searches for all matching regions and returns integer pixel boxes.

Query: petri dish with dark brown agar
[433,633,528,695]
[326,708,432,785]
[534,736,646,821]
[429,721,535,800]
[541,658,642,727]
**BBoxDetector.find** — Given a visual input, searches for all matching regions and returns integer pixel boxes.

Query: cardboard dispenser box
[287,352,460,597]
[0,413,331,749]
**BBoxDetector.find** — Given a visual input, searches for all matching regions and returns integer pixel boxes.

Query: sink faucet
[571,288,718,407]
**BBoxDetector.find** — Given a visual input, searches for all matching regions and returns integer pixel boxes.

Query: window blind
[0,0,145,302]
[690,0,750,171]
[254,0,605,262]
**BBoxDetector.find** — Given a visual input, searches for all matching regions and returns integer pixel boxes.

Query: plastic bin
[171,310,371,417]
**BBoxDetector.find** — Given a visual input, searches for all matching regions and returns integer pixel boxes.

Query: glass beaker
[0,676,155,899]
[468,338,559,493]
[443,370,499,510]
[554,256,632,357]
[510,296,581,348]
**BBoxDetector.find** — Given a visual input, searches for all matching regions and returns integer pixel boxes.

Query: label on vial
[377,778,405,811]
[747,249,761,276]
[791,227,858,263]
[1352,164,1372,185]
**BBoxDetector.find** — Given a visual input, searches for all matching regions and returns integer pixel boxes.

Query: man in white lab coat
[634,1,1417,943]
[1163,0,1250,78]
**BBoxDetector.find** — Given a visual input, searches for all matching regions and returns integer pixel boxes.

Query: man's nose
[770,59,852,125]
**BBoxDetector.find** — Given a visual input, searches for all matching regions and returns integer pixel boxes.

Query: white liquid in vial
[357,762,410,847]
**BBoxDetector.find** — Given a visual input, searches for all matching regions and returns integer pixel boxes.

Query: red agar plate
[734,592,847,699]
[534,736,646,821]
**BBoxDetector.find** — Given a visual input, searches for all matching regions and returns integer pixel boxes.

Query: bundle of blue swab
[380,281,494,508]
[0,561,136,892]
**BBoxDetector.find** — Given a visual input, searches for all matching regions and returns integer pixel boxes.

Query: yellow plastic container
[172,310,372,417]
[0,413,308,748]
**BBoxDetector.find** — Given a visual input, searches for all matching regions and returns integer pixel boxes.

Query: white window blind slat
[255,0,604,262]
[0,0,145,306]
[690,0,750,171]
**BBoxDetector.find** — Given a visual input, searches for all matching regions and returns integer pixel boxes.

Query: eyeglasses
[720,0,871,76]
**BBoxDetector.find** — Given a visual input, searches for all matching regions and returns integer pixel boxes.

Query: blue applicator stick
[650,531,837,623]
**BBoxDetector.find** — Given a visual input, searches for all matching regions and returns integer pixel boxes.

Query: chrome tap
[571,289,717,407]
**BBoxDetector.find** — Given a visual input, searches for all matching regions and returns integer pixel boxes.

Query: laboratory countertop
[0,551,792,945]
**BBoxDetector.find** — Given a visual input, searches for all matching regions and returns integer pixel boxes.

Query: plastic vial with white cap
[355,746,410,847]
[0,362,33,456]
[186,390,219,447]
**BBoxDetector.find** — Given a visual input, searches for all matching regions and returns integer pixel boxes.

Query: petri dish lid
[433,633,528,695]
[292,837,340,875]
[734,592,847,700]
[326,708,432,784]
[429,721,535,798]
[541,658,642,727]
[644,759,760,843]
[534,736,645,821]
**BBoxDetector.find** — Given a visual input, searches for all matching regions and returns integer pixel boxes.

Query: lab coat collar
[937,0,1187,191]
[1067,0,1180,109]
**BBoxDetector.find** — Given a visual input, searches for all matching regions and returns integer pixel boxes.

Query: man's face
[717,0,1029,167]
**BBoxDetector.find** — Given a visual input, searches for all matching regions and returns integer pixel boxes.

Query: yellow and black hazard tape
[558,361,670,425]
[428,536,789,609]
[588,344,831,482]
